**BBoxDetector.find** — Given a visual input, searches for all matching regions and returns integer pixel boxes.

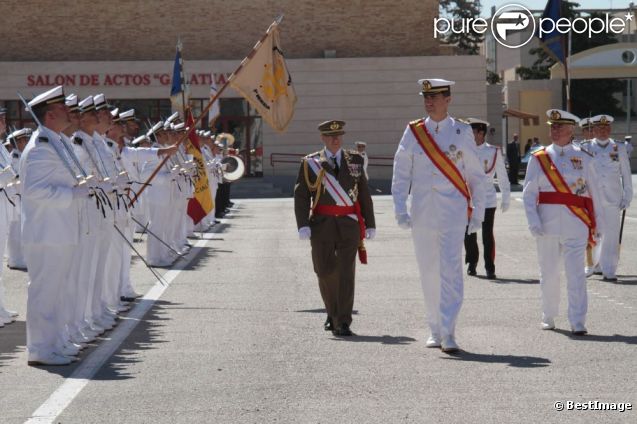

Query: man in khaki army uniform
[294,120,375,337]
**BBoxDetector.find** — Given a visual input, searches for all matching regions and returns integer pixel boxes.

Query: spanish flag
[229,19,297,132]
[185,110,214,224]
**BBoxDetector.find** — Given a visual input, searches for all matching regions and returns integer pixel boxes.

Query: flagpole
[129,16,284,207]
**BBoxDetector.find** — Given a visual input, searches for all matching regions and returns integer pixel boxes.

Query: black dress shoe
[486,272,497,279]
[228,202,235,207]
[324,317,333,331]
[467,264,477,276]
[120,296,135,302]
[334,323,355,336]
[602,276,618,282]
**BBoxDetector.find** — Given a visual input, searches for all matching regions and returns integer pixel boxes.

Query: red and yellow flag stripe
[409,119,471,211]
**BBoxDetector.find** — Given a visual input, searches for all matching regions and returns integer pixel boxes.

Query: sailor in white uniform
[523,109,603,335]
[585,114,632,281]
[462,118,510,279]
[392,78,486,353]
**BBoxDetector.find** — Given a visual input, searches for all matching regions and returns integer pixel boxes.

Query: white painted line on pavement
[24,237,210,424]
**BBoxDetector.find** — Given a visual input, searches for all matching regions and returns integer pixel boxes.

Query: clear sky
[480,0,635,16]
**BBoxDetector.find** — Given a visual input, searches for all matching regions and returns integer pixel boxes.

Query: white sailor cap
[591,114,614,126]
[625,135,632,140]
[28,85,66,111]
[354,141,367,146]
[9,128,33,140]
[119,109,135,122]
[579,117,593,128]
[110,108,120,123]
[131,135,150,146]
[146,121,165,137]
[546,109,579,125]
[165,111,180,125]
[78,96,96,113]
[0,107,6,115]
[418,78,455,96]
[172,122,188,132]
[93,93,111,111]
[463,117,490,127]
[65,94,80,113]
[203,130,212,138]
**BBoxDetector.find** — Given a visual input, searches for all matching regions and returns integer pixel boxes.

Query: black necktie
[332,156,339,175]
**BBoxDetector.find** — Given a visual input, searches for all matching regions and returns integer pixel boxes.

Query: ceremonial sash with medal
[485,148,498,174]
[304,155,368,264]
[533,148,596,244]
[409,119,472,218]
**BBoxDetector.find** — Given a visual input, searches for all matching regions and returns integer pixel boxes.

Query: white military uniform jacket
[392,115,486,229]
[476,143,510,208]
[523,143,602,239]
[20,126,79,246]
[585,138,632,208]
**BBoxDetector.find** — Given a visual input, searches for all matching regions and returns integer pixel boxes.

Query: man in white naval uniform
[21,86,89,365]
[0,109,19,326]
[585,115,632,281]
[392,78,486,353]
[145,122,177,266]
[6,128,30,270]
[523,109,603,335]
[463,118,510,279]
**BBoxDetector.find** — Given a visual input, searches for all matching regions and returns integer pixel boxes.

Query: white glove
[619,199,629,210]
[298,226,311,240]
[98,181,114,193]
[529,225,543,237]
[72,185,91,199]
[365,228,376,240]
[396,214,411,230]
[501,201,510,213]
[467,217,482,235]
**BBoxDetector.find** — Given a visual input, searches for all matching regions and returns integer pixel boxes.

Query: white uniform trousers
[91,229,115,320]
[0,215,12,318]
[537,235,588,326]
[593,205,622,277]
[76,231,100,330]
[24,244,75,356]
[412,225,465,338]
[7,220,26,269]
[103,227,123,312]
[147,201,174,266]
[119,224,136,297]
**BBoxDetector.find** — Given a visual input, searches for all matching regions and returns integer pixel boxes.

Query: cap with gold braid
[118,109,135,122]
[78,96,95,114]
[546,109,579,126]
[65,94,79,113]
[318,120,346,136]
[591,114,614,126]
[579,117,592,129]
[418,78,455,96]
[28,85,66,113]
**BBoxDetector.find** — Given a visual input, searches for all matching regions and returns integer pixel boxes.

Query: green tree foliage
[439,0,484,55]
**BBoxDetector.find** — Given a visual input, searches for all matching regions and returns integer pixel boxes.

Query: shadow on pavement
[295,308,358,315]
[491,278,540,285]
[0,320,26,368]
[441,351,551,368]
[27,300,178,380]
[331,334,416,345]
[553,329,637,344]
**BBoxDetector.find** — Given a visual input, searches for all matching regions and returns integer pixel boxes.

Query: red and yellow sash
[485,149,498,174]
[533,148,596,244]
[409,119,472,217]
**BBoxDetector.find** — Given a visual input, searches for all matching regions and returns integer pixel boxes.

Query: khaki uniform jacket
[294,149,375,242]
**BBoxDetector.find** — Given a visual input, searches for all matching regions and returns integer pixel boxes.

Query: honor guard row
[0,85,238,365]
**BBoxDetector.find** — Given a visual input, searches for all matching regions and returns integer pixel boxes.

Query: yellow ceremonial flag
[185,110,214,224]
[229,20,297,132]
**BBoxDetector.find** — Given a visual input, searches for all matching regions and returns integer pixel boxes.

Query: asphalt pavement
[0,192,635,423]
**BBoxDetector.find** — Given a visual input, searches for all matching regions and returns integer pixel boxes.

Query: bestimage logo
[434,3,634,49]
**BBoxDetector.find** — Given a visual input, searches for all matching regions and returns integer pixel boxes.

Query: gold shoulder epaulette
[304,150,321,159]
